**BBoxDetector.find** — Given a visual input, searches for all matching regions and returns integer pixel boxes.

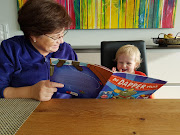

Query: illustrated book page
[50,58,112,98]
[97,72,167,99]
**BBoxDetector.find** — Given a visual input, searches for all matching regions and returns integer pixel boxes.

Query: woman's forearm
[3,80,63,101]
[3,86,32,99]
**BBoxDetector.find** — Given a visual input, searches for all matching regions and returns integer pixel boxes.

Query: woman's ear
[30,36,37,43]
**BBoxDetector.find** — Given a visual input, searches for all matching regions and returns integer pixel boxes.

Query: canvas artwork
[17,0,177,29]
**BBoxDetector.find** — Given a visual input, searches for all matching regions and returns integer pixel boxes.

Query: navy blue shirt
[0,35,77,98]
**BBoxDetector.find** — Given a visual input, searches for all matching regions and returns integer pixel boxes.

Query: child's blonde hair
[115,45,142,69]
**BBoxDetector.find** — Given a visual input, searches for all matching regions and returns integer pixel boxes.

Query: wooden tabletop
[16,99,180,135]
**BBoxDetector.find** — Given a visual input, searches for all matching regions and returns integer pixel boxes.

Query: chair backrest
[101,40,148,76]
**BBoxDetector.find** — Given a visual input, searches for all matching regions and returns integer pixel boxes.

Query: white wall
[0,0,179,46]
[147,49,180,83]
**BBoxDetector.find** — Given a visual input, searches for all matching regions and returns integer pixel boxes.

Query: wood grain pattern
[16,99,180,135]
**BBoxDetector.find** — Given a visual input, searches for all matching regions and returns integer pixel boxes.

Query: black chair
[101,40,148,76]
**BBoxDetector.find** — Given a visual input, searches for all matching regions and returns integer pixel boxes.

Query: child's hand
[112,67,117,72]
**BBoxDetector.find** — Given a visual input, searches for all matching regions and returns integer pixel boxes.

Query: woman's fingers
[46,87,57,93]
[45,80,64,88]
[31,80,64,101]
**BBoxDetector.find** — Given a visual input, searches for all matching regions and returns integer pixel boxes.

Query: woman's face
[30,29,66,56]
[116,53,138,74]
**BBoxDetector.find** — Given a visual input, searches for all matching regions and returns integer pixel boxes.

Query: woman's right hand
[30,80,64,101]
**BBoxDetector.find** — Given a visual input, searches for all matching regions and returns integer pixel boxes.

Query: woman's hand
[3,80,64,101]
[30,80,64,101]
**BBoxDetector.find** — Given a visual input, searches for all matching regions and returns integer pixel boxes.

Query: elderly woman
[0,0,77,101]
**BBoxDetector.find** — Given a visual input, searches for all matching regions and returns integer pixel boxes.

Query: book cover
[50,58,112,98]
[50,58,167,99]
[97,72,167,99]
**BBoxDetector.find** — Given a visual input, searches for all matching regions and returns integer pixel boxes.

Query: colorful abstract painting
[17,0,177,29]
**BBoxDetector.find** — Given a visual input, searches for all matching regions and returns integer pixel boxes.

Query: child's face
[116,53,137,74]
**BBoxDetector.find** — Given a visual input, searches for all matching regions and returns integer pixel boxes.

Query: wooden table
[16,99,180,135]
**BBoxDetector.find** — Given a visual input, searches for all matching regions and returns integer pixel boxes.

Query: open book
[50,58,167,99]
